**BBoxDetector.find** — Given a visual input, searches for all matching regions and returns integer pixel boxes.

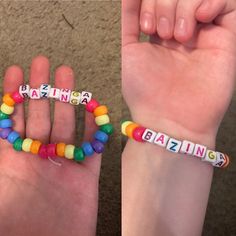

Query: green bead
[0,111,9,120]
[99,123,114,135]
[74,147,85,162]
[13,138,23,151]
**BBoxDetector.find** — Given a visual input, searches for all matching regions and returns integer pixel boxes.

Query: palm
[123,24,236,139]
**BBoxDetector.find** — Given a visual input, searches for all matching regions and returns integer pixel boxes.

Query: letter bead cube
[29,89,40,99]
[49,88,60,99]
[19,85,30,98]
[213,152,227,168]
[180,140,195,155]
[142,129,156,143]
[70,91,81,105]
[203,150,217,163]
[59,89,71,103]
[166,138,182,153]
[193,144,207,159]
[154,132,169,147]
[40,84,51,98]
[80,91,92,105]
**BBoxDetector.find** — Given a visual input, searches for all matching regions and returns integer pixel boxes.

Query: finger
[140,0,156,35]
[2,66,25,136]
[26,56,51,143]
[50,66,75,144]
[174,0,201,43]
[196,0,236,33]
[156,0,178,39]
[122,0,142,46]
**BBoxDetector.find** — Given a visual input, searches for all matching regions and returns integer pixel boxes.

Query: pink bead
[39,145,48,159]
[86,99,99,113]
[47,144,57,157]
[11,91,24,103]
[133,127,146,142]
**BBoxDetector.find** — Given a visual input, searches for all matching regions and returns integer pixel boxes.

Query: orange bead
[223,154,230,168]
[3,93,15,106]
[56,143,66,157]
[30,140,42,154]
[126,123,139,138]
[94,105,108,117]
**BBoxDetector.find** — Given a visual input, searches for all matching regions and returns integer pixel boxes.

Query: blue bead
[7,131,20,144]
[81,142,94,157]
[91,140,104,154]
[0,119,13,128]
[94,130,108,143]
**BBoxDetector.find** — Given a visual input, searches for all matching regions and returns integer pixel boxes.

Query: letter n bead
[59,89,71,103]
[193,144,207,159]
[142,129,156,143]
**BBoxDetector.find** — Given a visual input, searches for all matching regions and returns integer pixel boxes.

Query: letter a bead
[213,152,228,168]
[154,132,169,147]
[30,89,40,99]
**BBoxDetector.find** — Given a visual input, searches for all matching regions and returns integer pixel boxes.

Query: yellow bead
[22,138,33,152]
[95,114,110,126]
[1,103,14,115]
[121,121,133,136]
[65,144,75,159]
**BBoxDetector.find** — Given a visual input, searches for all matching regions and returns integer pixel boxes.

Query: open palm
[0,56,101,236]
[122,2,236,146]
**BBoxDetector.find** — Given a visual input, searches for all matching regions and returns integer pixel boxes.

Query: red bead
[86,99,99,113]
[39,144,48,159]
[11,91,24,103]
[133,127,146,142]
[47,144,57,157]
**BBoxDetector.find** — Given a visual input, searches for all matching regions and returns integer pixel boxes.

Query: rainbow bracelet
[0,84,114,162]
[121,120,230,168]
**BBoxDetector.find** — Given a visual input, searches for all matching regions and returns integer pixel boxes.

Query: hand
[122,0,236,147]
[0,56,101,236]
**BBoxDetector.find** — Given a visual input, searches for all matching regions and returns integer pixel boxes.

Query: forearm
[122,139,214,236]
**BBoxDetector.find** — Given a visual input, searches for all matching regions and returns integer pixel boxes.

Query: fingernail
[176,17,187,36]
[141,13,154,33]
[199,0,210,10]
[158,17,171,38]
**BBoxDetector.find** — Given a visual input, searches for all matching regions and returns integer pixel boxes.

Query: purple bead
[0,128,12,139]
[91,140,104,154]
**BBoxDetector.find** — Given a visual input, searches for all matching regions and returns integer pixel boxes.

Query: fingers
[50,66,75,144]
[3,66,25,136]
[122,0,142,46]
[26,56,51,143]
[140,0,156,35]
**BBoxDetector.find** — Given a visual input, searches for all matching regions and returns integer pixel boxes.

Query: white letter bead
[154,132,169,147]
[142,129,156,143]
[40,84,51,98]
[59,89,71,103]
[166,138,182,153]
[80,91,92,105]
[70,91,81,105]
[213,152,227,168]
[49,88,60,99]
[19,85,30,98]
[203,150,217,163]
[29,89,40,99]
[193,144,207,159]
[180,140,195,155]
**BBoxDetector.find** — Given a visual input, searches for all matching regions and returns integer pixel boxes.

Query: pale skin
[122,0,236,235]
[0,56,101,236]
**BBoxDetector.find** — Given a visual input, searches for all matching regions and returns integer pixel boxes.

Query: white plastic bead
[19,85,30,98]
[70,91,81,105]
[49,88,60,99]
[213,152,227,167]
[166,138,182,153]
[154,132,169,147]
[80,91,92,105]
[29,89,40,99]
[40,84,51,98]
[203,150,217,163]
[142,129,156,143]
[193,144,207,159]
[180,140,195,155]
[59,89,71,103]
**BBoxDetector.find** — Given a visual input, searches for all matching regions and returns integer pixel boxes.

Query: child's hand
[122,0,236,147]
[0,56,101,236]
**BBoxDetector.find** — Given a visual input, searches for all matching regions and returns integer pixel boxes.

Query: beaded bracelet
[0,84,114,162]
[121,120,230,168]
